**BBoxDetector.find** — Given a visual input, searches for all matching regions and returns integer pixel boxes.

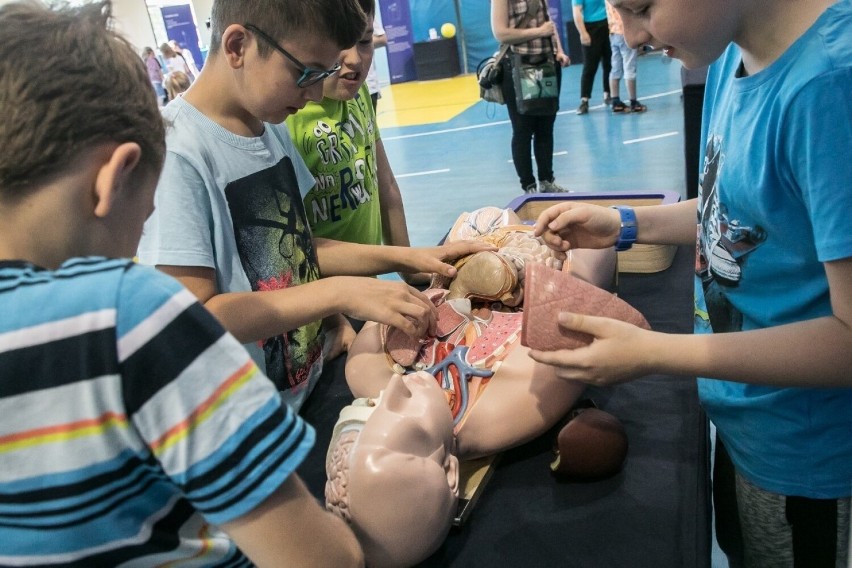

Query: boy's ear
[92,143,142,218]
[221,24,249,68]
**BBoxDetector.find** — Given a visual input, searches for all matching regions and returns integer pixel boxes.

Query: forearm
[381,190,412,248]
[634,199,698,246]
[205,278,348,343]
[648,317,852,387]
[376,142,412,248]
[315,238,410,276]
[572,6,587,34]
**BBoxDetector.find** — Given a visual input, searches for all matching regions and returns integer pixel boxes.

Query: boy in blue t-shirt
[0,2,363,565]
[532,0,852,565]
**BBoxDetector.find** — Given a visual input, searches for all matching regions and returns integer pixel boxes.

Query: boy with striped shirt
[0,1,362,566]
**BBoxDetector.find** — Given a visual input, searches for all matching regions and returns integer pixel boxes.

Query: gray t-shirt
[138,97,323,410]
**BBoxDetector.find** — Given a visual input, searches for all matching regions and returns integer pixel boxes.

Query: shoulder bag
[476,0,540,105]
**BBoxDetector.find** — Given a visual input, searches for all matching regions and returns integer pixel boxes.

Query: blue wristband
[611,206,637,251]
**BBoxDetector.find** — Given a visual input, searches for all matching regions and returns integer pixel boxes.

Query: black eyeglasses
[244,23,341,88]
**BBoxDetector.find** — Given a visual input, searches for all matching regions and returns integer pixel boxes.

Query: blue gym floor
[376,52,688,248]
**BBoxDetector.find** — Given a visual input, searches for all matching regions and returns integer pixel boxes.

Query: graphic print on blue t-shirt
[696,136,767,334]
[224,157,323,392]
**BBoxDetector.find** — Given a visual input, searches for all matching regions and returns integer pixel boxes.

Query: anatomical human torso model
[327,207,619,567]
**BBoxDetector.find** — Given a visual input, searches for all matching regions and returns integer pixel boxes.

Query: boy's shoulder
[0,257,184,336]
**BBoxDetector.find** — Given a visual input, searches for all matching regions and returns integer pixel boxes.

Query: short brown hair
[209,0,367,57]
[0,0,165,195]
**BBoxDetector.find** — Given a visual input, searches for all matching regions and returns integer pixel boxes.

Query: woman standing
[572,0,611,115]
[158,42,193,83]
[142,47,166,106]
[492,0,570,194]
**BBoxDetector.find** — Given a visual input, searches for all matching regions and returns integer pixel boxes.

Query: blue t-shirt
[137,97,324,411]
[0,258,313,565]
[571,0,607,23]
[694,0,852,498]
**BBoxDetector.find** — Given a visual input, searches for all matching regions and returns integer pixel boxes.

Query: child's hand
[533,203,621,251]
[407,240,498,279]
[340,278,438,338]
[528,312,657,386]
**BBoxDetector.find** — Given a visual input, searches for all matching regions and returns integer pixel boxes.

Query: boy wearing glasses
[138,0,487,410]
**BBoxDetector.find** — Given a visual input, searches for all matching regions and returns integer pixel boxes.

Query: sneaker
[523,182,538,194]
[604,92,612,106]
[611,98,628,113]
[629,100,647,113]
[539,179,570,193]
[576,100,589,115]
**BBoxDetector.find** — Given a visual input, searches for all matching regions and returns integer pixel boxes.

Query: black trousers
[579,19,611,100]
[500,56,562,189]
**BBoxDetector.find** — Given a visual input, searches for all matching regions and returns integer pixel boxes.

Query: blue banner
[380,0,417,84]
[161,4,204,69]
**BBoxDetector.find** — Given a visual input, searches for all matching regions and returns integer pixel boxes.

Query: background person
[169,38,201,78]
[605,2,645,113]
[365,17,386,109]
[142,46,166,106]
[491,0,571,194]
[164,69,191,101]
[572,0,611,114]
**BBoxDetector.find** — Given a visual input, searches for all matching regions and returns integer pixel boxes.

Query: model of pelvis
[326,207,618,567]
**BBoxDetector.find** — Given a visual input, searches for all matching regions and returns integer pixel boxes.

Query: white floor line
[395,168,451,178]
[623,131,679,145]
[383,88,682,141]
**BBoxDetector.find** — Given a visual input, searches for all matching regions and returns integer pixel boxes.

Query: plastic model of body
[347,207,614,458]
[327,207,619,567]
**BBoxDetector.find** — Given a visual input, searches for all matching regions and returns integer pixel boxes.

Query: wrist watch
[611,206,637,251]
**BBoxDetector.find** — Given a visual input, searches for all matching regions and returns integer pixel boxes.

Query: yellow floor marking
[376,74,481,129]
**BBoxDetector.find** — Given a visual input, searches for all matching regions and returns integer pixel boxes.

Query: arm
[157,265,439,341]
[533,199,697,252]
[491,0,555,45]
[222,475,364,568]
[313,238,495,278]
[551,21,570,66]
[572,4,591,45]
[530,257,852,388]
[374,139,431,285]
[375,139,411,249]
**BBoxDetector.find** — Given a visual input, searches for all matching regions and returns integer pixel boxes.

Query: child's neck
[0,185,84,270]
[182,66,265,137]
[738,0,835,75]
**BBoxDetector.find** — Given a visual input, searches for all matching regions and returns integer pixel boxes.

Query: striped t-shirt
[0,257,314,566]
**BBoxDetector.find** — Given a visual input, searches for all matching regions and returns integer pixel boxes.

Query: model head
[326,372,459,567]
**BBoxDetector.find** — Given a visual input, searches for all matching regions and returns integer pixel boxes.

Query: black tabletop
[298,245,711,568]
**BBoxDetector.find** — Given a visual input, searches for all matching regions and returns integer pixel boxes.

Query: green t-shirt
[286,84,383,245]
